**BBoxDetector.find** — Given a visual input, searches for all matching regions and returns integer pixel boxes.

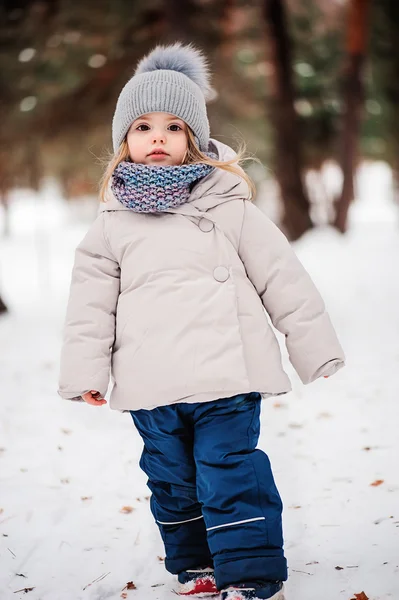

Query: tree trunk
[385,1,399,215]
[220,0,237,59]
[333,0,371,233]
[163,0,200,43]
[263,0,313,241]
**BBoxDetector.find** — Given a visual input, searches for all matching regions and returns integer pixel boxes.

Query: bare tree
[334,0,372,233]
[263,0,313,241]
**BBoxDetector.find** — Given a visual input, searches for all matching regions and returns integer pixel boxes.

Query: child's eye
[136,124,150,131]
[168,124,182,131]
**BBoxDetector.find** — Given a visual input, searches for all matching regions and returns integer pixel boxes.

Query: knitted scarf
[111,158,215,213]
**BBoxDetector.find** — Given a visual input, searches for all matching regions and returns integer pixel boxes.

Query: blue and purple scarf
[111,158,215,213]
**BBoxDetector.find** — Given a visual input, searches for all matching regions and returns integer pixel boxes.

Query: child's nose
[152,130,166,144]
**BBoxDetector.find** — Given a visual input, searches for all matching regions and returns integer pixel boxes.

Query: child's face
[127,112,188,166]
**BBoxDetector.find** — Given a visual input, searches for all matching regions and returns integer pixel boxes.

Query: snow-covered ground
[0,164,398,600]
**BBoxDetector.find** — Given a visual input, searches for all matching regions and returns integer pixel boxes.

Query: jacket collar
[99,139,250,214]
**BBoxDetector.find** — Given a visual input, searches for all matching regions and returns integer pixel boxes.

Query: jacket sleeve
[58,212,120,400]
[238,201,345,384]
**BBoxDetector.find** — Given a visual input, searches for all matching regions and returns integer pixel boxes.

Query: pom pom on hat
[135,43,214,100]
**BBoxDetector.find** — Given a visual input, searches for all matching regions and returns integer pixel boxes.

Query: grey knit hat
[112,43,213,153]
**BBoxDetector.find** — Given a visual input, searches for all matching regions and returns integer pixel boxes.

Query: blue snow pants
[130,392,287,589]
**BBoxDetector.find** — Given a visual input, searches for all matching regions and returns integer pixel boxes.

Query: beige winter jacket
[58,139,345,412]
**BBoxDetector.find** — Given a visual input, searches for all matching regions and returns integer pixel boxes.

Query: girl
[58,43,345,600]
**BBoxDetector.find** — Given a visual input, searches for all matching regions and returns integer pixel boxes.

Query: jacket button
[199,218,214,232]
[213,266,230,282]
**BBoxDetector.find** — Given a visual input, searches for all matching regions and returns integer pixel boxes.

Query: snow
[0,165,398,600]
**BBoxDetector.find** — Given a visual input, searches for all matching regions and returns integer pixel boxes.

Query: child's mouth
[149,150,169,157]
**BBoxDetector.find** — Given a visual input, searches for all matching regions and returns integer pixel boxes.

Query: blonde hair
[99,125,256,202]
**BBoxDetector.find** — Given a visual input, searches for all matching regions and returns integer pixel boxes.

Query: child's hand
[81,390,107,406]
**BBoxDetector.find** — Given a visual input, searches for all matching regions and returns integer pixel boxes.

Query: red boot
[177,567,219,596]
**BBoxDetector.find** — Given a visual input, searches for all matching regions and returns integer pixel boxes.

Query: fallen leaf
[16,574,27,578]
[120,506,134,514]
[273,402,287,409]
[157,556,165,562]
[121,581,137,591]
[81,496,92,501]
[0,508,3,514]
[363,446,371,451]
[61,428,72,435]
[305,561,319,565]
[349,593,369,600]
[370,479,384,487]
[335,565,344,570]
[13,587,35,593]
[60,478,69,484]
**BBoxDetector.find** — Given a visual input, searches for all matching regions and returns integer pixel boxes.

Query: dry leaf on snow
[120,506,134,514]
[121,581,137,592]
[350,593,369,600]
[370,479,384,487]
